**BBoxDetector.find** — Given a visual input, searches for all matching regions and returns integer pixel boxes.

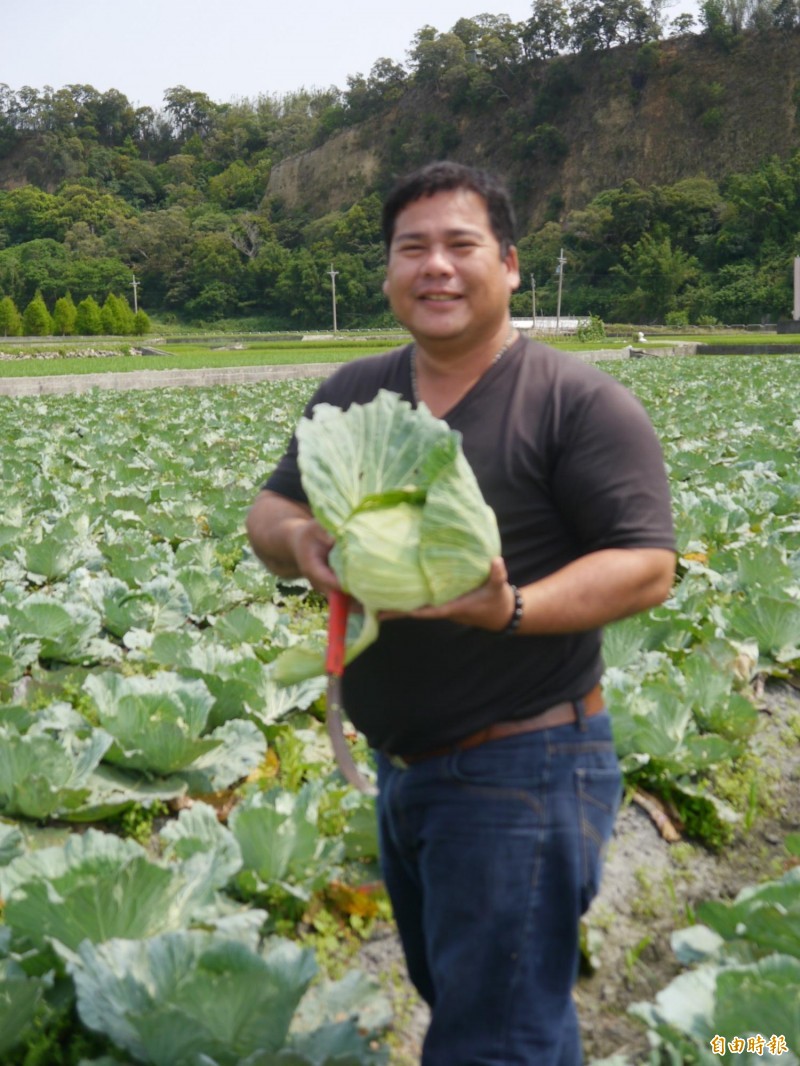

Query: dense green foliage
[3,9,800,328]
[516,164,800,324]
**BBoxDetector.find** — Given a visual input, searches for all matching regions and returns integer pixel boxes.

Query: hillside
[266,30,800,229]
[4,27,800,328]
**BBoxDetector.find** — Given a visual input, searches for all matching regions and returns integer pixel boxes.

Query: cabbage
[330,502,430,611]
[272,390,500,683]
[299,389,500,607]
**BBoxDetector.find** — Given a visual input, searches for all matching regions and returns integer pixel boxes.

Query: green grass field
[0,329,798,377]
[0,341,393,377]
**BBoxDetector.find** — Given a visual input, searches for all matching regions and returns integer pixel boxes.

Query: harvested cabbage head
[300,389,500,607]
[330,502,430,611]
[272,389,500,684]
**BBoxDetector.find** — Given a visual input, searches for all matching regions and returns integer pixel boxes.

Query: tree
[271,247,328,325]
[699,0,737,44]
[710,260,782,321]
[52,293,77,335]
[0,295,22,336]
[22,290,52,335]
[101,293,135,334]
[522,0,571,58]
[720,0,751,31]
[407,26,468,93]
[54,183,133,236]
[773,0,800,28]
[132,309,151,335]
[344,59,408,123]
[207,160,264,210]
[367,58,408,103]
[75,295,103,335]
[451,13,522,66]
[65,257,134,305]
[92,88,139,146]
[570,0,659,50]
[185,281,238,321]
[717,155,800,260]
[612,234,698,321]
[163,86,220,142]
[0,185,62,243]
[0,238,70,306]
[658,177,723,253]
[669,12,697,34]
[113,206,194,308]
[185,232,246,311]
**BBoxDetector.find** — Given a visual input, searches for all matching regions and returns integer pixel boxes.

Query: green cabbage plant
[274,390,500,683]
[66,927,389,1065]
[0,829,234,956]
[0,954,51,1058]
[82,671,266,789]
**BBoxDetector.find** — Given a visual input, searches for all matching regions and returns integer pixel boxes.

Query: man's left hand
[381,557,516,631]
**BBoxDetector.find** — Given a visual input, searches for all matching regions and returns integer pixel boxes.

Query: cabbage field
[0,354,799,1065]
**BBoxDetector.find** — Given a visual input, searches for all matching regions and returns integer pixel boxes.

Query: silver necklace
[409,329,517,405]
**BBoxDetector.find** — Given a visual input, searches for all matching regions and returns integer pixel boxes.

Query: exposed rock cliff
[265,126,382,214]
[266,30,800,228]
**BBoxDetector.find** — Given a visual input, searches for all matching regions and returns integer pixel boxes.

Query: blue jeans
[375,709,621,1066]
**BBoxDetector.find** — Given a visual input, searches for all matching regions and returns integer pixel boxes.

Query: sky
[4,0,703,112]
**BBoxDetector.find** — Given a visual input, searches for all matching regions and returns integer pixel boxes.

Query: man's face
[383,188,520,352]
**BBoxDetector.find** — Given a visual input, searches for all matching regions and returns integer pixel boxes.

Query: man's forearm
[245,491,311,576]
[246,490,340,594]
[405,547,675,634]
[516,547,676,635]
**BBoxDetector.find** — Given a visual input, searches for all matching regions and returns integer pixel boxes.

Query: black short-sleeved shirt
[266,336,675,755]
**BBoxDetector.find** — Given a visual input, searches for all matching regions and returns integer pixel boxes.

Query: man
[247,162,676,1065]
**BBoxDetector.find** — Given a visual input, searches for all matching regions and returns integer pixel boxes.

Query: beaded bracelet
[502,583,524,635]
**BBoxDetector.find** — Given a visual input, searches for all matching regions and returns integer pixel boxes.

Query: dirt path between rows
[362,680,800,1064]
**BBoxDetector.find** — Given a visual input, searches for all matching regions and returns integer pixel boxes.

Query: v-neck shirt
[265,336,675,756]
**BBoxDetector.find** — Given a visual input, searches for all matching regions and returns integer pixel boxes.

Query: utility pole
[131,273,139,314]
[555,249,567,334]
[327,264,338,334]
[530,273,536,329]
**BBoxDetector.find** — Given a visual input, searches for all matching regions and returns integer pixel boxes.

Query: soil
[358,679,800,1065]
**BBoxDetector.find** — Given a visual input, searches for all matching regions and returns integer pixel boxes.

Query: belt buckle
[388,753,410,770]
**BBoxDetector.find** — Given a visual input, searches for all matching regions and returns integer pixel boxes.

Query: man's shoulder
[518,336,616,388]
[321,345,411,406]
[516,336,645,407]
[510,336,658,439]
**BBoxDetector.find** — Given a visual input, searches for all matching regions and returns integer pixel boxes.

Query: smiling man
[247,162,676,1065]
[382,184,520,405]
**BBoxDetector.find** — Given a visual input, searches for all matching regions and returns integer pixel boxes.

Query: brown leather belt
[389,683,605,767]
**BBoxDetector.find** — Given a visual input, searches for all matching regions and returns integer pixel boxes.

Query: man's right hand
[285,516,340,596]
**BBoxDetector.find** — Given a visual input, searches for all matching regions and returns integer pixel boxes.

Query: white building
[512,316,589,334]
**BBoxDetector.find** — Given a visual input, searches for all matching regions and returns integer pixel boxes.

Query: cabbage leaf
[0,722,112,820]
[67,930,387,1065]
[0,958,50,1057]
[297,391,499,608]
[229,784,344,901]
[275,391,499,682]
[0,829,233,954]
[83,671,221,775]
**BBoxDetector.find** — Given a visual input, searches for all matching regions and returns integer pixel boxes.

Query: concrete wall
[0,363,344,398]
[0,343,704,399]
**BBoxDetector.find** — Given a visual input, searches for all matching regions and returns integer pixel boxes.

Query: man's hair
[382,161,517,256]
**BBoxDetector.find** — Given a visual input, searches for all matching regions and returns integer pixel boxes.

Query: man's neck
[412,321,517,417]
